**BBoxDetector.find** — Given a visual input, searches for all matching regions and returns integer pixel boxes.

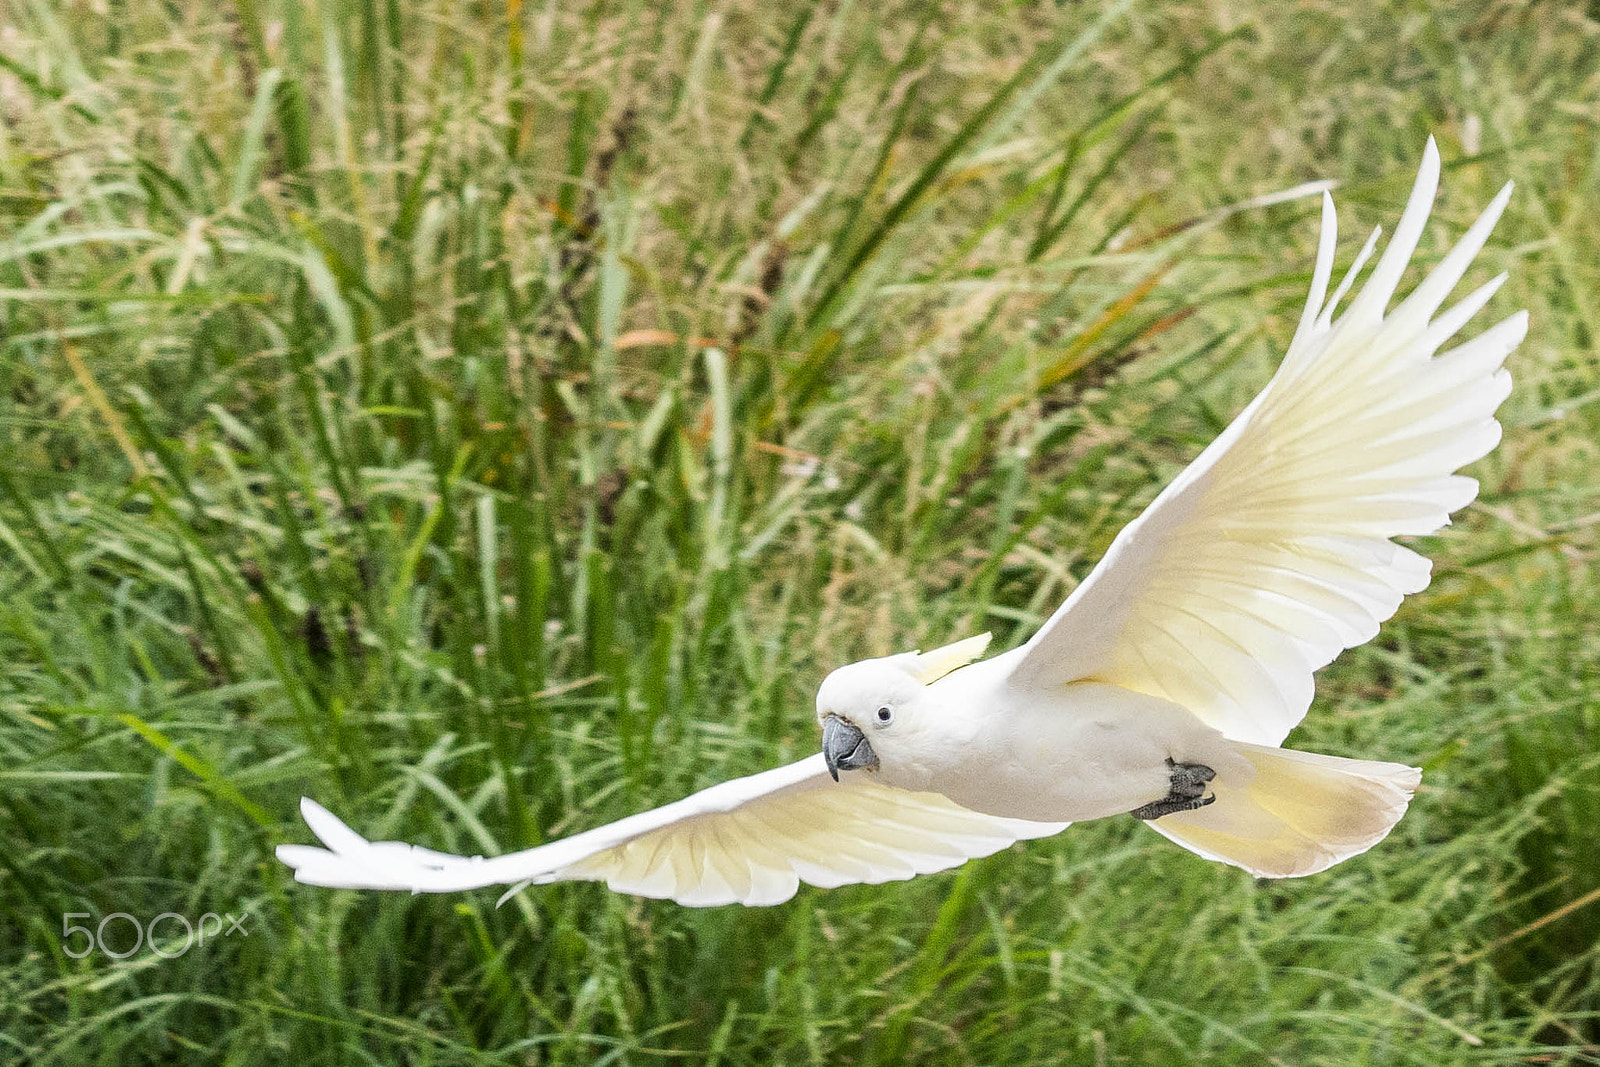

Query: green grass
[1,0,1598,1063]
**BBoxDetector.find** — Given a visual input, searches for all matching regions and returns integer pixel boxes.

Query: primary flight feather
[279,139,1526,905]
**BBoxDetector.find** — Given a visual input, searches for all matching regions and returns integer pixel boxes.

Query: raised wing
[277,755,1064,907]
[1008,139,1527,745]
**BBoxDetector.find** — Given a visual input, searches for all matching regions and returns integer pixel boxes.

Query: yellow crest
[907,633,992,684]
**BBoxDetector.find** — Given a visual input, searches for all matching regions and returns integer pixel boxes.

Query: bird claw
[1129,757,1217,820]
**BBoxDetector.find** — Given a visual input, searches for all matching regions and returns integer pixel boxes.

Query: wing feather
[1008,139,1527,745]
[277,755,1065,907]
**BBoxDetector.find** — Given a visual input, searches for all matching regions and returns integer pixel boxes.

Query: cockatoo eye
[874,705,893,725]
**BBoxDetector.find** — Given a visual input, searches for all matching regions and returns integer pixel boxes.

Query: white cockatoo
[279,140,1526,906]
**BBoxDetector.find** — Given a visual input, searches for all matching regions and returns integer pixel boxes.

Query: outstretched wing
[1007,139,1527,746]
[277,755,1065,907]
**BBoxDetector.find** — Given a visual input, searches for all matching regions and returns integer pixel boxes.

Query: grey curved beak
[822,715,879,781]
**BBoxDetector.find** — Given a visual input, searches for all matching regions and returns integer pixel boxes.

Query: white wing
[277,755,1065,907]
[1008,139,1527,745]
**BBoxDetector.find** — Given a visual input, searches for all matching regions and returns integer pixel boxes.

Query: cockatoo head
[814,633,991,781]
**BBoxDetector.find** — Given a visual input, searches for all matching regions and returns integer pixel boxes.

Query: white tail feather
[1146,744,1421,877]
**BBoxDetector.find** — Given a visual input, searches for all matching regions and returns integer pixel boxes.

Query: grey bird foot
[1129,757,1217,820]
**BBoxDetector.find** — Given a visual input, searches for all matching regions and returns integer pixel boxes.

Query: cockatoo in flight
[279,140,1526,906]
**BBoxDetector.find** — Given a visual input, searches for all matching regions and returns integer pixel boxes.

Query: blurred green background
[2,0,1597,1062]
